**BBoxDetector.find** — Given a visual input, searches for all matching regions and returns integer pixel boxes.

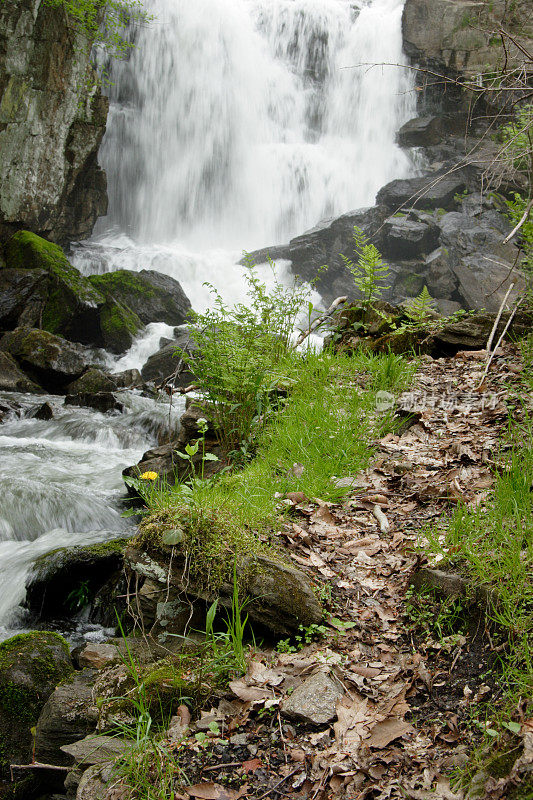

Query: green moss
[89,270,157,299]
[0,632,72,723]
[99,299,142,352]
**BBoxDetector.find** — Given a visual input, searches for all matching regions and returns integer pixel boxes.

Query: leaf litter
[147,344,533,800]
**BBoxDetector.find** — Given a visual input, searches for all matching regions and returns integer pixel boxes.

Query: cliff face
[402,0,533,76]
[0,0,108,245]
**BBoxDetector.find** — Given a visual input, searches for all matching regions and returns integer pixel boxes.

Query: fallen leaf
[366,718,414,749]
[241,758,262,774]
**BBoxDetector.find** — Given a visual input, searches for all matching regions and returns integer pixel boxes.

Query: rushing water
[73,0,416,309]
[1,0,417,635]
[0,390,184,637]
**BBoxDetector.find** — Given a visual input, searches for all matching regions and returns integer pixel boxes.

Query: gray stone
[0,327,94,391]
[35,670,99,766]
[397,115,445,147]
[0,0,107,243]
[76,763,115,800]
[61,735,128,766]
[380,217,440,259]
[140,330,197,388]
[0,350,42,393]
[112,368,143,389]
[424,248,457,298]
[88,269,191,327]
[281,672,344,725]
[376,174,466,211]
[64,392,125,413]
[65,369,117,395]
[77,644,122,670]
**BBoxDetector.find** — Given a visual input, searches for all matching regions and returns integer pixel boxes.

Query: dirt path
[167,345,523,800]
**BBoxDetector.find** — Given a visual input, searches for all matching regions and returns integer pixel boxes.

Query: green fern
[341,227,390,319]
[405,285,435,322]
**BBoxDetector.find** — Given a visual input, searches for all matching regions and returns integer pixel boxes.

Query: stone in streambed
[65,392,125,413]
[0,350,43,393]
[65,368,117,395]
[88,269,191,327]
[0,327,93,391]
[281,672,344,725]
[0,631,73,774]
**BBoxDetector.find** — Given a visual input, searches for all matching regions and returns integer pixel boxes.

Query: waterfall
[74,0,415,309]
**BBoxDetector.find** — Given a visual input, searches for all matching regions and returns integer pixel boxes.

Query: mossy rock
[4,232,105,345]
[88,269,191,326]
[65,368,117,395]
[25,539,129,623]
[99,298,143,354]
[0,631,73,775]
[0,327,92,391]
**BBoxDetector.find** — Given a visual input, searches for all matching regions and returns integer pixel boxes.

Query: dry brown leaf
[366,718,414,749]
[228,680,271,704]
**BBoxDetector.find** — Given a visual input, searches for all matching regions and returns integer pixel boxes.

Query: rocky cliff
[0,0,108,245]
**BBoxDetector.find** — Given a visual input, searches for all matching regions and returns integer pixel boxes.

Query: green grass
[137,350,416,585]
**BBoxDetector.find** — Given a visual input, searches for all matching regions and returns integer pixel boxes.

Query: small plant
[340,226,390,324]
[66,579,91,611]
[404,285,436,323]
[276,622,328,653]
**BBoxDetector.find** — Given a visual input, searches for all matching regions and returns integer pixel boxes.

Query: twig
[373,504,390,534]
[256,767,301,800]
[485,282,515,353]
[293,296,348,348]
[502,198,533,243]
[202,761,243,772]
[476,298,523,389]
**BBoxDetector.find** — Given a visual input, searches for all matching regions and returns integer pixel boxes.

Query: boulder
[281,672,344,725]
[0,350,42,393]
[0,327,93,392]
[61,735,128,767]
[31,401,54,420]
[64,392,125,413]
[97,297,143,354]
[112,368,143,389]
[397,115,445,147]
[0,631,73,774]
[88,269,191,327]
[4,232,106,344]
[25,539,128,622]
[0,266,49,330]
[380,216,440,259]
[65,368,117,395]
[34,669,98,767]
[140,328,197,387]
[124,545,323,637]
[376,174,466,211]
[75,763,114,800]
[0,0,108,244]
[77,643,122,670]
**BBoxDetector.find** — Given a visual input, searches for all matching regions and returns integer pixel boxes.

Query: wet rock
[34,670,99,767]
[0,631,74,774]
[3,232,106,344]
[281,672,344,725]
[380,216,440,259]
[98,297,143,355]
[32,401,54,420]
[64,392,125,414]
[376,174,466,211]
[140,328,198,387]
[124,545,323,637]
[0,327,94,392]
[112,368,143,389]
[397,115,445,147]
[0,350,43,393]
[0,267,49,330]
[61,735,127,767]
[65,369,117,395]
[88,269,191,327]
[25,539,128,622]
[0,0,108,244]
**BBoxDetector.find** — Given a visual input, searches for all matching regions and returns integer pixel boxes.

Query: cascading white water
[73,0,416,310]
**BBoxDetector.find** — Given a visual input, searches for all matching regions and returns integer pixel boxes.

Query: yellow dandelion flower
[140,471,158,480]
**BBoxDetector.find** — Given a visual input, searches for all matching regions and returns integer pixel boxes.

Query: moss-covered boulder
[1,233,144,354]
[4,232,106,344]
[65,368,117,395]
[25,539,129,624]
[99,297,142,354]
[0,327,93,392]
[0,351,42,393]
[88,269,191,327]
[0,631,73,774]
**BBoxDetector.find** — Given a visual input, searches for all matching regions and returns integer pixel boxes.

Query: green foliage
[501,104,533,176]
[43,0,151,59]
[404,285,436,323]
[505,192,533,284]
[340,226,390,319]
[404,585,469,643]
[276,622,329,653]
[179,260,311,454]
[66,579,90,610]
